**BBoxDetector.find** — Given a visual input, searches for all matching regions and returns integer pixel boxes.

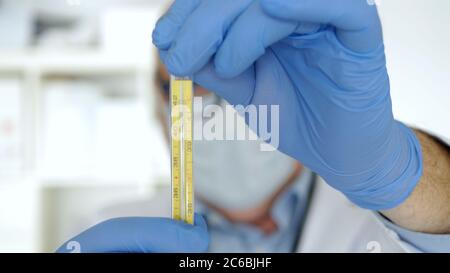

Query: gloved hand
[152,0,423,210]
[56,214,209,253]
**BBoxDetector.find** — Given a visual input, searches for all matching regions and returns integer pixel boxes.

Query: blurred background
[0,0,448,252]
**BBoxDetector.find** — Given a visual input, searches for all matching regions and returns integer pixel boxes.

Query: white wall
[379,0,450,139]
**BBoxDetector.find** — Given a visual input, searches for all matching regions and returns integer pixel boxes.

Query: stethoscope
[290,173,317,252]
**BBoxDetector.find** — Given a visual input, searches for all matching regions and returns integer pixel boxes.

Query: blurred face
[155,62,301,234]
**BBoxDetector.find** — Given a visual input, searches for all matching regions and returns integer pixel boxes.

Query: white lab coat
[297,177,410,253]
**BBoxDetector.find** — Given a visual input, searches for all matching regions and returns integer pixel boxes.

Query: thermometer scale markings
[170,76,194,224]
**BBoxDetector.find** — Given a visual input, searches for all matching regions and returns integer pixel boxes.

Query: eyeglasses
[157,74,200,96]
[157,75,171,95]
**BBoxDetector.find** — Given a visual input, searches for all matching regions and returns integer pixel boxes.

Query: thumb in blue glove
[56,214,209,253]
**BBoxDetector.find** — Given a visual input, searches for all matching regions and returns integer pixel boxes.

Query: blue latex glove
[153,0,423,210]
[56,214,209,253]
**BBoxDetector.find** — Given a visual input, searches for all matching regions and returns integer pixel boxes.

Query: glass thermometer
[170,76,194,224]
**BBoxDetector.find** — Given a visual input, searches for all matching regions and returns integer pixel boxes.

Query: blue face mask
[194,137,296,211]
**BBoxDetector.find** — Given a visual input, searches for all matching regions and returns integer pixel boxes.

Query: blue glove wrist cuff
[344,123,423,210]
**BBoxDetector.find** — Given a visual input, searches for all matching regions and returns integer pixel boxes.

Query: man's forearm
[382,129,450,234]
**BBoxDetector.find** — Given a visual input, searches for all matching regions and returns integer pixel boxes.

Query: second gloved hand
[56,214,209,253]
[153,0,423,210]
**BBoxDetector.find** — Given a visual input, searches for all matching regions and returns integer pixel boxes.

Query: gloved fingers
[194,60,257,106]
[161,0,254,76]
[152,0,201,50]
[214,1,298,79]
[159,49,256,106]
[56,214,209,253]
[260,0,383,52]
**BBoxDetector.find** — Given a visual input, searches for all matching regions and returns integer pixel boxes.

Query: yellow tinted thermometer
[170,76,194,224]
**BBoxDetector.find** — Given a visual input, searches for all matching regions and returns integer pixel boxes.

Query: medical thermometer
[170,76,194,224]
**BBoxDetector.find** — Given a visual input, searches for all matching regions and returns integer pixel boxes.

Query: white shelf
[0,46,156,252]
[40,179,150,188]
[0,49,151,74]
